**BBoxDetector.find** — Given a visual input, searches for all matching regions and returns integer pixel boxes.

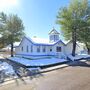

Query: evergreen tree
[57,0,90,55]
[0,12,25,57]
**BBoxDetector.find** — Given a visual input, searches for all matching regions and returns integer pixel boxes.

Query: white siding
[15,37,65,56]
[65,42,84,55]
[53,42,66,56]
[15,37,33,54]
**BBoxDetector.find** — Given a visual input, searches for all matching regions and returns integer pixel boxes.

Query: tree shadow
[68,60,90,67]
[27,69,44,80]
[14,70,27,85]
[12,67,44,86]
[0,59,44,86]
[13,78,19,86]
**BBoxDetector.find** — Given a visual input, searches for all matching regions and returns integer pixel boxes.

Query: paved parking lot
[0,60,90,90]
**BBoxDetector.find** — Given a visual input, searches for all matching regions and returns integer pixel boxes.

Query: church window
[37,46,40,52]
[56,47,61,52]
[43,46,46,52]
[21,47,23,51]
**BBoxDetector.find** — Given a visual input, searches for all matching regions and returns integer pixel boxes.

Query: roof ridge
[49,28,60,34]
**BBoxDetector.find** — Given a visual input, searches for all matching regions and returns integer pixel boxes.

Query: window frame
[37,46,40,52]
[56,46,61,52]
[42,46,46,52]
[26,46,29,52]
[31,45,33,52]
[21,46,23,51]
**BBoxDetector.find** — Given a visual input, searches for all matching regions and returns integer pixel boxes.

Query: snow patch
[0,62,15,74]
[8,56,68,67]
[68,54,90,61]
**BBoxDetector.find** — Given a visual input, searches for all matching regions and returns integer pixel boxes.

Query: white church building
[15,28,84,58]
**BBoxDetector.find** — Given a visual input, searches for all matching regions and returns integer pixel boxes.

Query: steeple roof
[49,28,60,35]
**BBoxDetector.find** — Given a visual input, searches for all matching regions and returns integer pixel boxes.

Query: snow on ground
[15,52,58,56]
[8,57,68,67]
[0,62,16,76]
[16,55,52,59]
[16,55,60,60]
[0,62,16,83]
[68,54,90,61]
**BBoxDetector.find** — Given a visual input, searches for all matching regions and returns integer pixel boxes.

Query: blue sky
[0,0,69,40]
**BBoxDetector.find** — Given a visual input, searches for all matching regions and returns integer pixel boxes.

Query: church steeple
[49,28,60,43]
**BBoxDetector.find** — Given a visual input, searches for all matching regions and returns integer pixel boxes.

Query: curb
[40,64,69,73]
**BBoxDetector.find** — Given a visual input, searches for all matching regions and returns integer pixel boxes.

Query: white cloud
[0,0,19,11]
